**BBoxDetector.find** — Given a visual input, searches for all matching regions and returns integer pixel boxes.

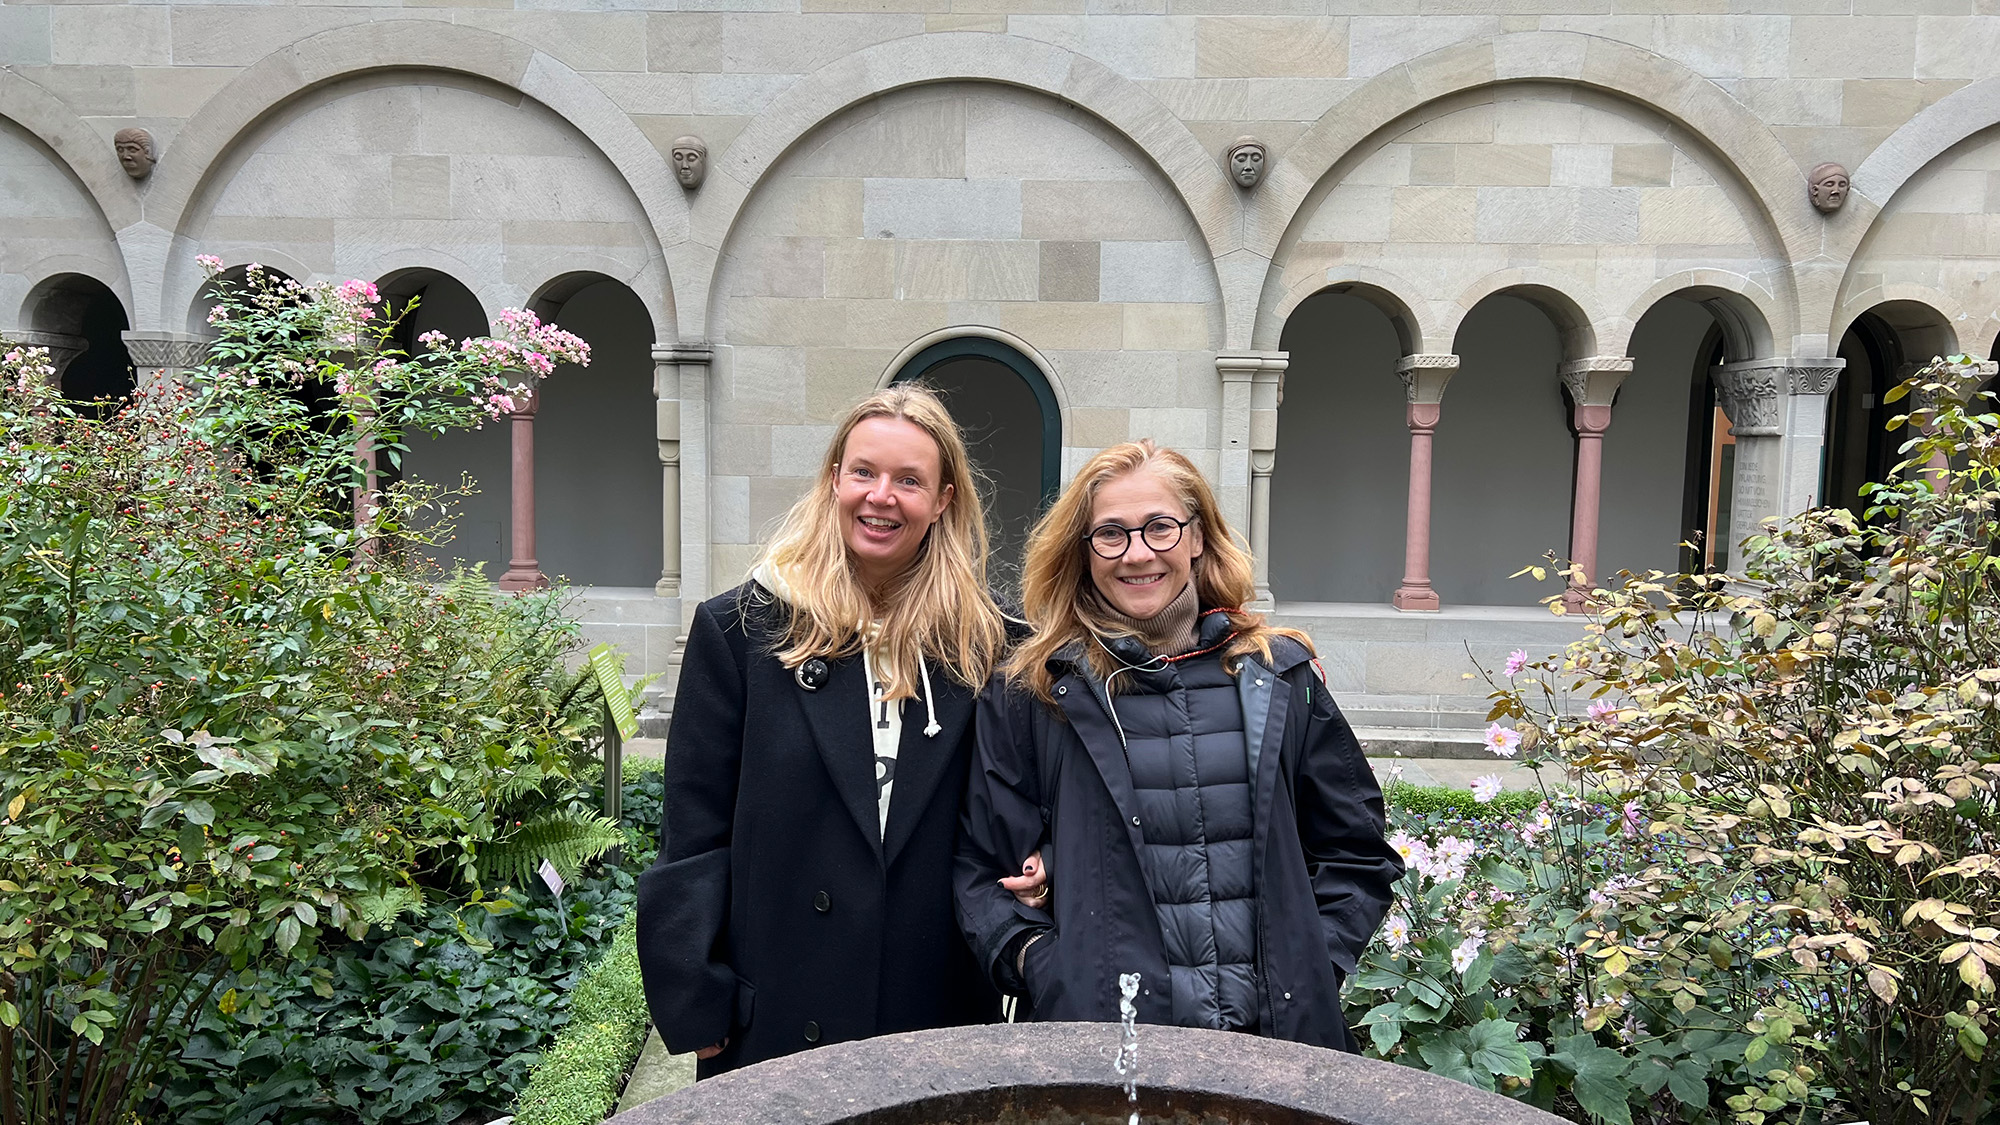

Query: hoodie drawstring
[918,654,941,738]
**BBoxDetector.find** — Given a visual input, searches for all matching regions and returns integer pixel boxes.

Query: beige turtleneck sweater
[1097,580,1200,656]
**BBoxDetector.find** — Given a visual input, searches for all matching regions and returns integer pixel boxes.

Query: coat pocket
[1023,931,1064,1017]
[733,975,756,1033]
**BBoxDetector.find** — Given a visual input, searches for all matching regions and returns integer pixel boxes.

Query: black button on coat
[954,631,1403,1051]
[637,584,1000,1078]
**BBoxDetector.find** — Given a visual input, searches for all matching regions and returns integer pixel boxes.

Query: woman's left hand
[1000,849,1051,909]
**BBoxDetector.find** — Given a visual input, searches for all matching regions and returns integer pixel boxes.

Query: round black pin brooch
[795,658,830,692]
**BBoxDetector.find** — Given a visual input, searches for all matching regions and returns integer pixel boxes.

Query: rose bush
[0,265,615,1125]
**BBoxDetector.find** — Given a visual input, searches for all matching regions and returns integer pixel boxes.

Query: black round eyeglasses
[1084,515,1191,560]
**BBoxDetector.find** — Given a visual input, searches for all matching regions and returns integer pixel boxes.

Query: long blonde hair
[754,384,1005,700]
[1005,440,1311,702]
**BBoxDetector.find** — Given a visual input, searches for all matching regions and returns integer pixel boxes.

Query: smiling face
[835,415,954,592]
[1086,468,1203,620]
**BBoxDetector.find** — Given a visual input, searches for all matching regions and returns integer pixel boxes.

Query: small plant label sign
[538,857,565,897]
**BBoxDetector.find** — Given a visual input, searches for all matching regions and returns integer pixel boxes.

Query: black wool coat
[637,583,1000,1077]
[954,636,1403,1051]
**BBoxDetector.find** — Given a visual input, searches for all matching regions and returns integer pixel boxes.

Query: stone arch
[695,33,1235,343]
[1269,271,1431,356]
[179,252,316,335]
[1851,78,2000,217]
[140,20,683,337]
[1620,273,1780,363]
[1447,273,1601,363]
[878,325,1070,433]
[0,69,140,232]
[0,91,134,333]
[520,271,664,588]
[1249,31,1808,354]
[1833,286,1965,361]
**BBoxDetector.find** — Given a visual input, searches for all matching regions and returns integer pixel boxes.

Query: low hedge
[1381,779,1546,818]
[510,919,650,1125]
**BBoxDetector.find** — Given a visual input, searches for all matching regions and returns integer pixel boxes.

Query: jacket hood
[1053,608,1313,682]
[748,559,797,605]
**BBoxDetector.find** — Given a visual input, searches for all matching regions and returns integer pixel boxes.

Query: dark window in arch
[890,337,1060,600]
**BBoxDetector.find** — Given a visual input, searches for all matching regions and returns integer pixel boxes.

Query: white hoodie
[752,561,942,839]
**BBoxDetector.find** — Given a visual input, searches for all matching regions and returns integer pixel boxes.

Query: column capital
[10,330,87,383]
[1559,356,1633,407]
[1711,361,1785,436]
[1216,351,1288,383]
[652,343,714,366]
[121,331,210,370]
[1395,353,1458,404]
[1784,358,1845,396]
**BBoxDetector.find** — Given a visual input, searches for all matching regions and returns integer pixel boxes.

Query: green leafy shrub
[159,761,664,1125]
[509,921,649,1125]
[1385,781,1546,818]
[0,266,615,1124]
[1348,788,1792,1122]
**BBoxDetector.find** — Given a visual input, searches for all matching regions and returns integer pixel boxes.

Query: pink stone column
[1565,403,1612,610]
[1392,401,1443,610]
[1391,354,1457,612]
[498,385,547,592]
[1560,358,1630,611]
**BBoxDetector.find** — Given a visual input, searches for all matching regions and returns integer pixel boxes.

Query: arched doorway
[380,269,503,574]
[1825,301,1956,515]
[1436,294,1575,606]
[890,336,1060,600]
[1271,289,1410,604]
[23,273,133,412]
[529,274,661,589]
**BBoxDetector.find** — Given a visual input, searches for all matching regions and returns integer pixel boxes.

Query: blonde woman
[639,386,1011,1076]
[954,440,1402,1049]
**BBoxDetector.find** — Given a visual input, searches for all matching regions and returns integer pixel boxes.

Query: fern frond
[478,810,623,889]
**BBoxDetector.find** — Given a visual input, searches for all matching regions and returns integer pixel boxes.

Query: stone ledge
[606,1022,1567,1125]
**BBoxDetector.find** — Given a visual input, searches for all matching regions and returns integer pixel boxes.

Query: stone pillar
[120,332,209,392]
[497,386,547,592]
[1560,357,1632,609]
[1780,360,1844,517]
[1390,354,1459,611]
[12,330,87,388]
[651,345,702,599]
[1711,360,1789,561]
[1217,352,1287,609]
[662,345,712,687]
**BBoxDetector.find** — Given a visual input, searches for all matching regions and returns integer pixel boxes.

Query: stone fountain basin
[605,1022,1569,1125]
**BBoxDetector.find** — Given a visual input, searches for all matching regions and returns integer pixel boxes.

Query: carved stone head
[1809,162,1849,214]
[1226,137,1266,189]
[114,128,155,179]
[670,136,707,189]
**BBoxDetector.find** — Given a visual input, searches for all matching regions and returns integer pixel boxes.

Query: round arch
[1621,275,1781,363]
[1272,272,1430,357]
[1248,31,1809,354]
[886,332,1061,509]
[1447,275,1601,363]
[696,32,1234,343]
[0,69,141,233]
[141,20,684,337]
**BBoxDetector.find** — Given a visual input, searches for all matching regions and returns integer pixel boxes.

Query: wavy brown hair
[1004,439,1311,702]
[753,384,1005,700]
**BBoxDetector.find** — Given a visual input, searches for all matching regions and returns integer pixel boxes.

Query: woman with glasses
[954,439,1402,1048]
